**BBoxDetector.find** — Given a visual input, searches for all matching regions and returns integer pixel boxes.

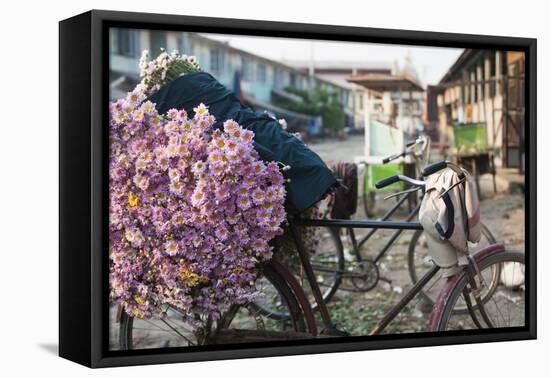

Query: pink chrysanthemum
[109,89,287,327]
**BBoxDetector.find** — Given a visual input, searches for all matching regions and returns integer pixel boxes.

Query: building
[346,74,425,160]
[282,60,394,129]
[431,49,525,171]
[109,28,366,134]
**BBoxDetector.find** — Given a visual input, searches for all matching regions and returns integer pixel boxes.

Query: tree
[275,86,345,134]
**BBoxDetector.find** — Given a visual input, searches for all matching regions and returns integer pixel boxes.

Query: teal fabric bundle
[148,72,337,212]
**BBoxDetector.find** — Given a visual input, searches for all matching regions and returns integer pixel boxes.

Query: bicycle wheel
[433,250,525,331]
[118,263,308,350]
[407,222,497,313]
[252,227,344,319]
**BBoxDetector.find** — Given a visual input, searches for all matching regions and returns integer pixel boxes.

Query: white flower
[135,83,147,93]
[137,48,202,96]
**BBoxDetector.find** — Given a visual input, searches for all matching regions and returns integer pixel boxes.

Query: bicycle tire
[118,262,308,349]
[407,222,498,313]
[430,248,525,332]
[251,227,344,320]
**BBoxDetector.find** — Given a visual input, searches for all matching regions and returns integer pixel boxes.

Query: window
[116,29,139,57]
[257,63,267,83]
[274,68,285,88]
[210,49,224,74]
[177,33,193,55]
[290,73,297,87]
[242,58,253,81]
[149,31,167,57]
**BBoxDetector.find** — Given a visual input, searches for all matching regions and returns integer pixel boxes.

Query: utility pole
[308,41,315,88]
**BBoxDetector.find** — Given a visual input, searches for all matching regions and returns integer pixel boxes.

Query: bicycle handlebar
[422,160,449,176]
[375,175,400,189]
[382,152,403,165]
[375,174,426,189]
[416,135,430,158]
[421,160,464,177]
[382,135,430,165]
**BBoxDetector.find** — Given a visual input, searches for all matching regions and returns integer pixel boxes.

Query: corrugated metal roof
[347,74,424,92]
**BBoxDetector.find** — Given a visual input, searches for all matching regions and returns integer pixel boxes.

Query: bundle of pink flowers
[109,86,287,324]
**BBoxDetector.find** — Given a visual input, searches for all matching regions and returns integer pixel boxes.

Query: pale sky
[204,33,464,86]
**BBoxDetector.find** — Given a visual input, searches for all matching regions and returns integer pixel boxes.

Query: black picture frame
[59,9,537,368]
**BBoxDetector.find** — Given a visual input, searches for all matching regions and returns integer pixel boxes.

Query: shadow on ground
[38,343,58,355]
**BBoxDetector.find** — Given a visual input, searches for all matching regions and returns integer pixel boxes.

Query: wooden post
[477,63,484,121]
[363,90,371,158]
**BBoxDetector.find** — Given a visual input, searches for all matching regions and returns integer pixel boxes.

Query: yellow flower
[134,295,146,305]
[132,308,145,318]
[127,192,140,209]
[178,264,208,287]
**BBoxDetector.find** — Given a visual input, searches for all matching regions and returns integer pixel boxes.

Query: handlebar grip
[405,140,416,148]
[422,160,449,176]
[375,175,400,189]
[382,151,403,164]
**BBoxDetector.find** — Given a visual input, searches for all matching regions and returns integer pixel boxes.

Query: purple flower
[108,91,287,330]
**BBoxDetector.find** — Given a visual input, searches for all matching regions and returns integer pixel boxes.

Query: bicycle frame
[289,215,498,335]
[354,136,430,263]
[355,189,421,263]
[290,215,433,334]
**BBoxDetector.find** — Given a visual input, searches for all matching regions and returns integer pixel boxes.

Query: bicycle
[286,160,524,335]
[116,259,317,349]
[253,137,497,319]
[116,161,525,348]
[362,135,430,218]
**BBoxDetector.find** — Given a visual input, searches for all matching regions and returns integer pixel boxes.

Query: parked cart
[447,122,497,197]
